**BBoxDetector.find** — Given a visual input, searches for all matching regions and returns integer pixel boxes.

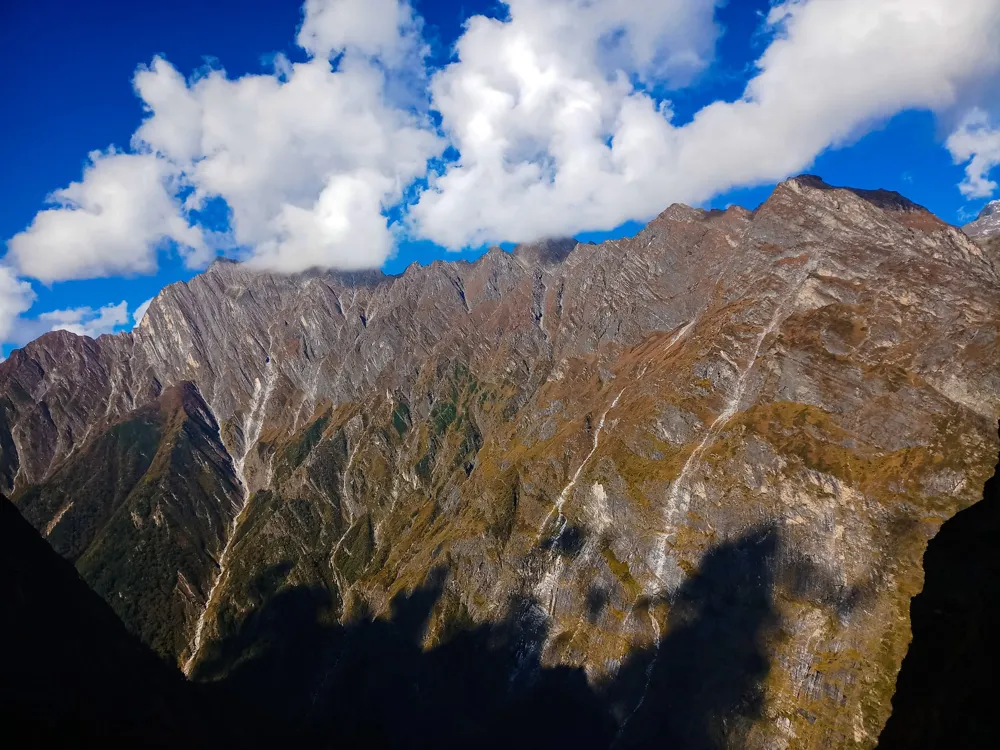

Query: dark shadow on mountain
[193,564,614,749]
[541,519,587,556]
[879,421,1000,749]
[189,522,781,749]
[0,494,242,749]
[780,547,874,622]
[611,523,780,749]
[2,483,790,749]
[586,584,609,623]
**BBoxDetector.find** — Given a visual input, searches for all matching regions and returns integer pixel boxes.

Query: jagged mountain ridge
[2,175,1000,748]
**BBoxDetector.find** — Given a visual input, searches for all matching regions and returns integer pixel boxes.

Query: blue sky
[2,0,999,357]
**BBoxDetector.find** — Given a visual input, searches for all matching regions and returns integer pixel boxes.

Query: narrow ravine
[44,501,74,537]
[536,319,698,617]
[619,268,812,741]
[183,360,277,676]
[611,613,662,747]
[655,273,810,582]
[534,389,624,617]
[537,390,625,539]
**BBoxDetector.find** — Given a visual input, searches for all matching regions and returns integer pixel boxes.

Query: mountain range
[2,176,999,748]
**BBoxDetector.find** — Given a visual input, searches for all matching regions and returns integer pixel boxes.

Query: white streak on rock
[537,389,625,537]
[183,359,277,677]
[44,501,74,537]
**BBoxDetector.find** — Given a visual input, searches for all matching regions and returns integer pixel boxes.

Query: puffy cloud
[9,0,1000,295]
[499,0,723,87]
[5,151,205,283]
[40,301,130,338]
[0,267,36,342]
[947,108,1000,199]
[132,297,155,328]
[4,0,438,286]
[412,0,1000,248]
[296,0,425,64]
[1,298,131,348]
[247,169,398,272]
[131,16,441,273]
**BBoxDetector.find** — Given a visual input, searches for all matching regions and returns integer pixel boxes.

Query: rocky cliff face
[965,201,1000,266]
[2,175,999,748]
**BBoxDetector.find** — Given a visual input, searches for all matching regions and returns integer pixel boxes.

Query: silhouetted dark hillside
[2,491,791,749]
[879,423,1000,748]
[0,494,211,748]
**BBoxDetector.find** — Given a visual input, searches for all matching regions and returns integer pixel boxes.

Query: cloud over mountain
[3,0,1000,336]
[948,108,1000,199]
[6,151,204,283]
[412,0,1000,247]
[0,267,35,343]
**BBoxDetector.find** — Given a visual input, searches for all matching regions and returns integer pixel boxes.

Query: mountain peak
[761,175,948,236]
[964,199,1000,239]
[655,203,710,223]
[4,172,998,750]
[785,173,829,190]
[978,200,1000,220]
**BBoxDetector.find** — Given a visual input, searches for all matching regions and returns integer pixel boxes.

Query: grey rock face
[2,175,999,748]
[964,199,1000,240]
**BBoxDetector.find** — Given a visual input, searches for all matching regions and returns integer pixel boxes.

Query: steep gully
[656,260,813,581]
[620,261,815,741]
[535,319,697,617]
[184,359,277,676]
[536,389,623,617]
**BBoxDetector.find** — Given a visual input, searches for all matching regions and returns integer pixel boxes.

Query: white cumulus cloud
[7,0,1000,301]
[947,108,1000,199]
[2,299,132,348]
[5,151,205,283]
[411,0,1000,248]
[40,301,130,338]
[3,0,440,285]
[0,267,36,343]
[133,50,441,273]
[297,0,425,64]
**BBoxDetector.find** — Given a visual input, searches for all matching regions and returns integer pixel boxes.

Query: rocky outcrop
[2,175,999,747]
[964,199,1000,241]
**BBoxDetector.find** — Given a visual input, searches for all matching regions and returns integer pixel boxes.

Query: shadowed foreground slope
[188,524,780,749]
[879,423,1000,749]
[6,442,1000,750]
[2,492,785,749]
[0,495,214,748]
